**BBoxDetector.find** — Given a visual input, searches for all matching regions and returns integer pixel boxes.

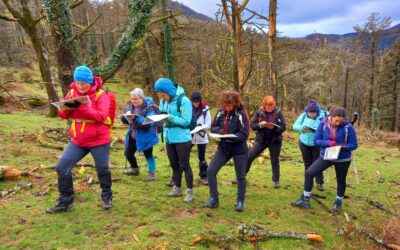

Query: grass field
[0,108,399,249]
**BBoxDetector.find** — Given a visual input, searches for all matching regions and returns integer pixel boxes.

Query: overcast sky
[175,0,400,37]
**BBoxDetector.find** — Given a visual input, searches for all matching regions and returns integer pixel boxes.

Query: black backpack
[176,94,197,130]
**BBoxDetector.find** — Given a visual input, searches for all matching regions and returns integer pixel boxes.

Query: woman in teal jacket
[154,78,194,203]
[293,100,326,190]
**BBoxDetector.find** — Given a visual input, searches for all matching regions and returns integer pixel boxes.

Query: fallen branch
[193,224,323,245]
[0,183,32,198]
[344,213,400,250]
[311,195,332,214]
[367,199,399,218]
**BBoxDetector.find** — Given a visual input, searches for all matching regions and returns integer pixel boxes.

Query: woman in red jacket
[46,66,113,213]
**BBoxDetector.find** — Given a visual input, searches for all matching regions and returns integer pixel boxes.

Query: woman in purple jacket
[291,107,358,212]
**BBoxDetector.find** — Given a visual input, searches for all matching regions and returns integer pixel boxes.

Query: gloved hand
[218,129,224,135]
[64,101,81,109]
[135,116,145,124]
[328,140,336,147]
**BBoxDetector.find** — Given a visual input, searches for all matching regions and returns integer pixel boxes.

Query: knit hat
[190,91,202,102]
[130,88,145,99]
[73,66,94,84]
[305,100,320,113]
[154,78,177,97]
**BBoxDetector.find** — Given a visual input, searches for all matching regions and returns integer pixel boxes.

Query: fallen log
[193,224,323,245]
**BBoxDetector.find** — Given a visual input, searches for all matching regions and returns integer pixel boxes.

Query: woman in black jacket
[246,95,286,188]
[205,90,249,212]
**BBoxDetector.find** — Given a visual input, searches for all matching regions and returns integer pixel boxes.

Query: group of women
[46,66,358,214]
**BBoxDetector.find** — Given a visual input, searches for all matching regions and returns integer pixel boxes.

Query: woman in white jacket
[190,92,212,185]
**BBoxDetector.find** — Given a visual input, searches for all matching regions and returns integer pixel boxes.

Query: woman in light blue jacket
[154,78,194,203]
[293,100,326,190]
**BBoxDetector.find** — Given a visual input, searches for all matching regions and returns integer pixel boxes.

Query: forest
[0,0,399,249]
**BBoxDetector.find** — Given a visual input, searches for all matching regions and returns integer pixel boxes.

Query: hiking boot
[235,200,244,212]
[144,172,156,181]
[46,202,74,214]
[204,197,219,208]
[165,179,174,187]
[332,198,342,212]
[316,183,324,191]
[291,194,311,209]
[166,186,182,197]
[184,189,194,203]
[102,199,112,210]
[200,178,208,185]
[274,181,280,188]
[123,168,140,176]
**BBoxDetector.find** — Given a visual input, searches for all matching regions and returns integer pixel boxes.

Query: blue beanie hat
[74,66,94,84]
[305,100,320,113]
[154,78,177,97]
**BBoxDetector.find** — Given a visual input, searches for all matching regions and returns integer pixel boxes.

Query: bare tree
[354,12,391,127]
[0,0,60,116]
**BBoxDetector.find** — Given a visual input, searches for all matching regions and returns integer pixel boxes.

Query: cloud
[175,0,400,37]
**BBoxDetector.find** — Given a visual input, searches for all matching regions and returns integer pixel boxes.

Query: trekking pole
[352,156,359,184]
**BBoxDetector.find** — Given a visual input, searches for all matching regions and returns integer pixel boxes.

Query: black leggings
[299,142,323,184]
[207,149,247,201]
[304,157,351,197]
[166,141,193,189]
[125,138,153,169]
[246,141,281,182]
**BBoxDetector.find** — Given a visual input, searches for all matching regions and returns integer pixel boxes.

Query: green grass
[0,111,399,249]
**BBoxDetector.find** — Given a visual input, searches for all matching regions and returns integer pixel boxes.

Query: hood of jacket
[154,78,177,97]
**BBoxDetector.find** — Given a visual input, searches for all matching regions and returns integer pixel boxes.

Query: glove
[64,101,81,109]
[218,129,225,135]
[135,116,145,124]
[328,140,336,147]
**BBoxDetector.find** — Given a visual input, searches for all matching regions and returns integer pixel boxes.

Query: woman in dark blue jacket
[205,90,249,212]
[121,88,159,181]
[291,107,358,212]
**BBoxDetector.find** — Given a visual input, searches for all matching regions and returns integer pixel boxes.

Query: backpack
[176,94,197,130]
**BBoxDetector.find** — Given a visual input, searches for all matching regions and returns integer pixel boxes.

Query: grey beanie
[130,88,145,99]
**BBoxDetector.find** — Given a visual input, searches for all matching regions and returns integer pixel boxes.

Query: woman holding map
[291,107,358,212]
[46,66,113,213]
[292,100,327,191]
[245,95,286,188]
[204,90,249,212]
[121,88,159,181]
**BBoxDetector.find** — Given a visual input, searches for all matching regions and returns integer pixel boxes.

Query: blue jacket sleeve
[293,113,305,132]
[170,96,192,127]
[344,126,358,150]
[314,123,330,147]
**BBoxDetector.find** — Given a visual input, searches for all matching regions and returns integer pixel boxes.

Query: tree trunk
[268,0,277,98]
[2,0,60,116]
[43,0,78,96]
[231,3,239,91]
[161,0,175,81]
[368,44,376,127]
[144,40,158,102]
[343,67,349,108]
